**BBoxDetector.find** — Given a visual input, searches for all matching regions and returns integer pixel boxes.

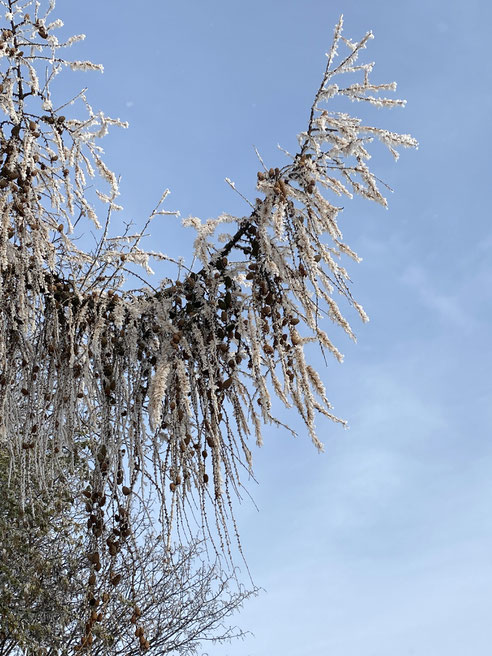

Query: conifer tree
[0,1,416,652]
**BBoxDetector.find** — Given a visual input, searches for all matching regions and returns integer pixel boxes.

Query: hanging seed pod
[87,552,99,565]
[290,332,301,346]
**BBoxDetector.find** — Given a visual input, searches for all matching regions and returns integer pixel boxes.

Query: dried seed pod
[87,552,99,565]
[290,332,301,346]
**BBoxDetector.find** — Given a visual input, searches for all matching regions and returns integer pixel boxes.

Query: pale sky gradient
[54,1,492,654]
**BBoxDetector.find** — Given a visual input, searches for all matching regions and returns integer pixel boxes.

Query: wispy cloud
[400,264,477,331]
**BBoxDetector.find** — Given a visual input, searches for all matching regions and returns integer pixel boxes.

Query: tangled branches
[0,450,256,655]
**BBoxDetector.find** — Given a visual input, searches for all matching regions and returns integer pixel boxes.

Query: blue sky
[54,1,492,654]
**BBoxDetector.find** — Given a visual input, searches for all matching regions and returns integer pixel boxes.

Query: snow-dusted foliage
[0,3,415,649]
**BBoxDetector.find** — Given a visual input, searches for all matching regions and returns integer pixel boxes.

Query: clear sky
[54,1,492,654]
